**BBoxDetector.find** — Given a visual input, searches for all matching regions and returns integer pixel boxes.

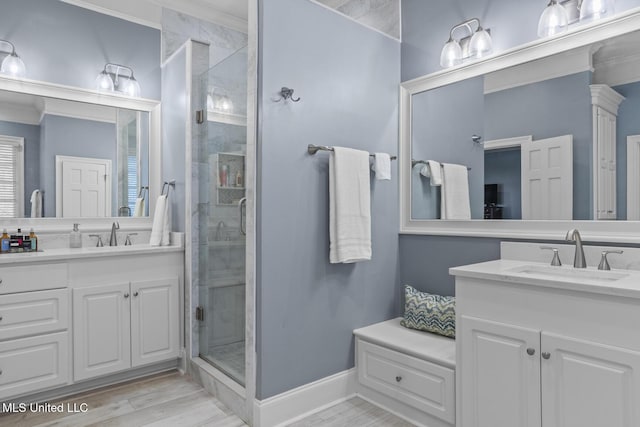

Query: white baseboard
[253,369,357,427]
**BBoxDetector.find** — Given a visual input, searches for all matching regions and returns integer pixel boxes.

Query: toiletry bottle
[235,170,243,187]
[70,223,82,248]
[12,228,23,252]
[29,228,38,252]
[0,229,9,253]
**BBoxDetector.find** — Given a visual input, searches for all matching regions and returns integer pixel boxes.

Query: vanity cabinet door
[130,278,179,367]
[73,283,131,381]
[460,315,541,427]
[541,332,640,427]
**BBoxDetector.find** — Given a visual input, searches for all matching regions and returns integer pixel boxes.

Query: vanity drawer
[0,289,69,341]
[0,263,68,295]
[357,339,455,424]
[0,332,70,400]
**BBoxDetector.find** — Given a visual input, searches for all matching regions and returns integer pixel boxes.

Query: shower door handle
[239,197,247,236]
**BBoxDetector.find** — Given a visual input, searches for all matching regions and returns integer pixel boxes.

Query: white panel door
[521,135,573,220]
[131,278,179,367]
[542,332,640,427]
[73,283,131,381]
[56,155,111,217]
[460,316,541,427]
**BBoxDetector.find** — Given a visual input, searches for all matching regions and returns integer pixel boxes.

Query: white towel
[329,147,371,264]
[30,189,42,218]
[372,153,391,181]
[150,195,172,246]
[133,197,145,217]
[441,163,471,220]
[419,160,443,186]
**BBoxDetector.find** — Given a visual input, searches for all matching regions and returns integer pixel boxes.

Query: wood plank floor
[0,371,414,426]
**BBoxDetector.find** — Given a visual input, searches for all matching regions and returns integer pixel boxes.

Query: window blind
[0,140,22,218]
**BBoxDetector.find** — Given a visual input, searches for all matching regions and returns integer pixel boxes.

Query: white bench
[353,318,456,427]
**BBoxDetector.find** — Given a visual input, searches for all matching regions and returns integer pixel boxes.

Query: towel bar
[412,159,471,171]
[307,144,397,160]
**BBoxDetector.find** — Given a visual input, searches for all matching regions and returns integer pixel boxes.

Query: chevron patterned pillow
[400,285,455,338]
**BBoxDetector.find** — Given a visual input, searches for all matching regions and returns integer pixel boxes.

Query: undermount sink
[508,264,630,282]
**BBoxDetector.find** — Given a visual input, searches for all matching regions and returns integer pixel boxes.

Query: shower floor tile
[202,341,245,385]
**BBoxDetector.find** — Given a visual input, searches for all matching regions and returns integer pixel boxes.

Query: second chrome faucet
[565,228,586,268]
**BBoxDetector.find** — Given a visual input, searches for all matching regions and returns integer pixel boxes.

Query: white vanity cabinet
[0,263,71,400]
[71,254,181,382]
[452,264,640,427]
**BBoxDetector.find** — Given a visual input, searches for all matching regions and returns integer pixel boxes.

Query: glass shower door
[197,47,248,386]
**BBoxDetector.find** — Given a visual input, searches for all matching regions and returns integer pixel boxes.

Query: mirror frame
[0,73,161,220]
[400,7,640,243]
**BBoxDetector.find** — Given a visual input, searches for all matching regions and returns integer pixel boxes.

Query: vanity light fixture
[0,39,26,78]
[579,0,615,23]
[440,18,493,68]
[95,63,141,97]
[538,0,570,37]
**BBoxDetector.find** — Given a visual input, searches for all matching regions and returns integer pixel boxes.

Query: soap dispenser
[70,223,82,248]
[0,229,9,253]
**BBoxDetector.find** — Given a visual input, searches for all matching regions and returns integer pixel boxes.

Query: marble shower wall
[161,9,248,68]
[316,0,400,39]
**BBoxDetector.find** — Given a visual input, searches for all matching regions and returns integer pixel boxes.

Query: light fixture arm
[448,18,481,41]
[0,39,17,56]
[103,63,135,85]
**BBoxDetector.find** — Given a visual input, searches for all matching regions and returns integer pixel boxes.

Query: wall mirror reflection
[0,90,150,219]
[410,29,640,222]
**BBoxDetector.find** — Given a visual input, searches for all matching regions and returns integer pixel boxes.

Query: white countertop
[450,259,640,299]
[0,244,183,265]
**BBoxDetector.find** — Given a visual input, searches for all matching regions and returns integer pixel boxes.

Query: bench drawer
[357,339,455,424]
[0,263,68,295]
[0,289,69,341]
[0,332,70,400]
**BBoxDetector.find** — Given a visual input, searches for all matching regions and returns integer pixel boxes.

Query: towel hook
[273,87,300,102]
[162,180,175,197]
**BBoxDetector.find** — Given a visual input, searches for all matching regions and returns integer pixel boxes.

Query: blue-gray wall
[161,47,187,233]
[1,0,160,99]
[411,77,484,219]
[614,80,640,220]
[39,115,116,217]
[399,0,640,295]
[0,120,40,215]
[484,148,521,219]
[258,0,400,399]
[485,72,593,219]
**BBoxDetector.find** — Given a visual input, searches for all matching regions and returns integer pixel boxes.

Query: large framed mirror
[400,8,640,242]
[0,74,160,219]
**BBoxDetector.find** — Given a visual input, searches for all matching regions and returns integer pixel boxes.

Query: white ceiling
[61,0,248,32]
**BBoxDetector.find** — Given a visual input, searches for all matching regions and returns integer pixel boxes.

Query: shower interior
[197,46,248,386]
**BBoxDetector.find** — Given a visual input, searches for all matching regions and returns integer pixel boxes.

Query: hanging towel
[329,147,372,264]
[441,163,471,220]
[372,153,391,181]
[150,194,172,246]
[30,189,42,218]
[419,160,443,186]
[133,197,145,217]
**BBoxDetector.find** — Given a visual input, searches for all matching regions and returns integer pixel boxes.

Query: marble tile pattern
[316,0,400,39]
[162,9,248,68]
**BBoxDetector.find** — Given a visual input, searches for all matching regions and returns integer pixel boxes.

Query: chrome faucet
[110,221,120,246]
[565,229,586,268]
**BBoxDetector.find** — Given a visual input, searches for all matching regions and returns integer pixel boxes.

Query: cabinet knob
[0,316,3,322]
[526,348,535,356]
[395,376,402,382]
[133,291,139,297]
[0,278,3,284]
[542,352,551,360]
[124,293,130,298]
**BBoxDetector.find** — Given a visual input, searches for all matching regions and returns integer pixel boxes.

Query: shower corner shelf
[214,152,246,206]
[208,110,247,127]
